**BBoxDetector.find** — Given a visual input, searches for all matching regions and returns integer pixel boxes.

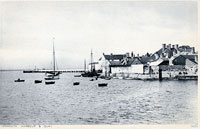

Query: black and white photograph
[0,0,198,128]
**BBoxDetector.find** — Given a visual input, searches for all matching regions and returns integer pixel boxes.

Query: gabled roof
[140,56,156,63]
[178,45,193,52]
[150,59,165,66]
[104,54,125,60]
[173,54,198,65]
[131,57,143,65]
[181,55,198,64]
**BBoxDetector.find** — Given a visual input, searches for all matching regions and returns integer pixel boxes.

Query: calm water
[0,71,198,125]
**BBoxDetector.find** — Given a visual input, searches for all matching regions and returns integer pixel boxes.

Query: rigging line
[55,58,59,70]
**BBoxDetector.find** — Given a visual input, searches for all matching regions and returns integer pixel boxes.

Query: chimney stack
[167,44,171,49]
[162,44,166,52]
[192,47,195,53]
[195,55,198,62]
[126,52,130,57]
[175,44,179,50]
[131,52,134,57]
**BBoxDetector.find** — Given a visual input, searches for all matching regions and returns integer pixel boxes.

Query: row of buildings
[97,44,198,80]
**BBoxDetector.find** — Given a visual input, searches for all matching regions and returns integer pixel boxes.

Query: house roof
[104,54,125,60]
[178,45,193,52]
[109,60,129,67]
[150,59,165,66]
[140,56,156,63]
[172,54,198,65]
[181,55,198,64]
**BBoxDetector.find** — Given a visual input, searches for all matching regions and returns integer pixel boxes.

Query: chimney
[162,44,166,52]
[195,55,198,62]
[175,44,179,50]
[192,47,195,53]
[167,44,171,49]
[126,52,130,57]
[131,52,134,57]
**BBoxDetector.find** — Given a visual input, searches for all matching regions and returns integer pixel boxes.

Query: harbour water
[0,71,198,125]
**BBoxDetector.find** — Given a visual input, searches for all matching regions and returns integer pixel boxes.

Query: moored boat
[44,37,61,80]
[14,78,25,82]
[98,83,108,87]
[34,80,42,83]
[81,50,101,77]
[73,82,80,85]
[45,81,55,85]
[44,76,59,80]
[74,75,81,77]
[90,79,94,81]
[175,75,198,80]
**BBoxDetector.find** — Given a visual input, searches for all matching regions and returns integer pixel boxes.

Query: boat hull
[35,80,42,83]
[73,82,80,85]
[44,77,59,80]
[98,83,108,87]
[14,79,25,82]
[45,81,55,85]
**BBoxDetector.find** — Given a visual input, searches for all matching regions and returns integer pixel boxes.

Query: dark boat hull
[73,82,80,85]
[176,75,198,80]
[44,77,59,80]
[74,75,81,77]
[81,71,100,77]
[35,80,42,83]
[45,81,55,85]
[98,83,108,87]
[15,79,25,82]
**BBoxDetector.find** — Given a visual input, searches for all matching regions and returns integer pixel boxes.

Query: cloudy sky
[0,1,198,70]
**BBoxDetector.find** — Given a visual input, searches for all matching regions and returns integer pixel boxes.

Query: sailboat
[81,50,100,77]
[45,38,61,80]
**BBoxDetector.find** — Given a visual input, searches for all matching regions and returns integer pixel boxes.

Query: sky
[0,1,198,70]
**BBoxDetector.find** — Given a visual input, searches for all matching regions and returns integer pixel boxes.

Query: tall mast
[90,49,93,71]
[84,59,86,72]
[53,37,55,72]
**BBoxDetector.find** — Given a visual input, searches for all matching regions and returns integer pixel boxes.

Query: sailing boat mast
[53,37,56,73]
[90,49,93,72]
[84,59,86,72]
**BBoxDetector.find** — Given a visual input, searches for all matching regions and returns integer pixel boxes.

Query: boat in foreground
[74,75,81,77]
[15,78,25,82]
[98,83,108,87]
[35,80,42,83]
[45,81,55,85]
[44,76,59,80]
[73,82,80,85]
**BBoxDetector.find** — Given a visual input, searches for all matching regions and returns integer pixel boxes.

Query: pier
[23,69,84,73]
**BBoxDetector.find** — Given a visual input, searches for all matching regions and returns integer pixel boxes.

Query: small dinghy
[14,78,25,82]
[74,75,81,77]
[45,81,55,85]
[105,77,111,80]
[73,82,80,85]
[98,83,108,87]
[90,79,94,81]
[35,80,42,83]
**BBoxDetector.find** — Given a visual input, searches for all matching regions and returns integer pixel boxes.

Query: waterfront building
[99,44,198,79]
